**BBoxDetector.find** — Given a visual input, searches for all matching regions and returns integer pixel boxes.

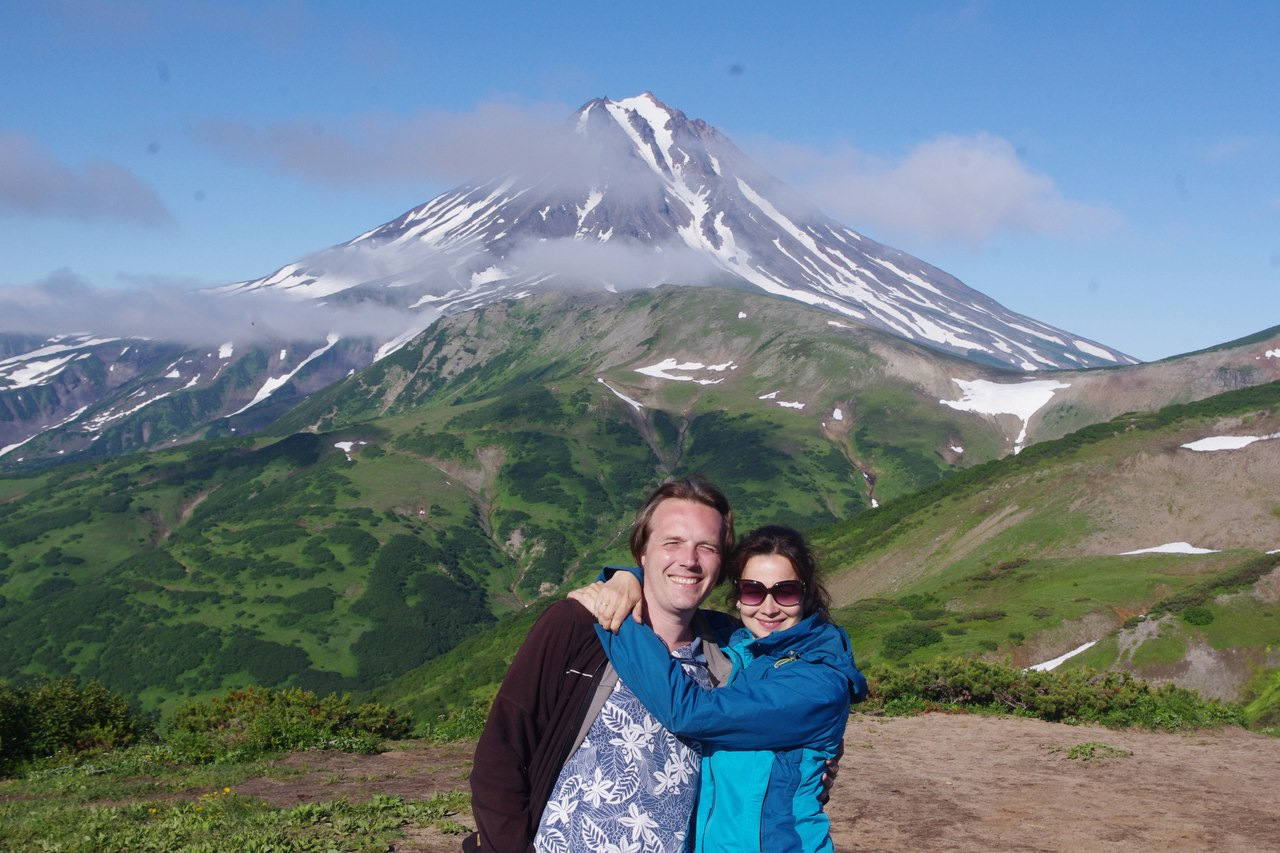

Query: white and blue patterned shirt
[534,639,712,853]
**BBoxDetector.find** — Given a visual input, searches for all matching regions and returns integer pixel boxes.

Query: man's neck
[646,609,698,652]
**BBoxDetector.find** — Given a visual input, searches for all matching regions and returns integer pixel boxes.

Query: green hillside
[814,379,1280,713]
[373,380,1280,726]
[6,288,990,713]
[4,287,1276,728]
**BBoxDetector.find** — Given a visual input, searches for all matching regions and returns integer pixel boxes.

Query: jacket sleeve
[469,603,583,853]
[597,620,851,750]
[598,564,643,583]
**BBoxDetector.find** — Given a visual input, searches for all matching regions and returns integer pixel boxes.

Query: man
[464,476,738,852]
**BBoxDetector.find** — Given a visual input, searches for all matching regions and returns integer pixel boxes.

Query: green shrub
[1242,669,1280,730]
[866,657,1245,730]
[0,677,150,776]
[880,624,943,660]
[420,698,491,743]
[956,609,1006,623]
[166,686,411,763]
[1181,605,1214,626]
[99,493,132,513]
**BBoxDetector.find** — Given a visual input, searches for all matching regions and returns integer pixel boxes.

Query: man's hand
[818,741,844,804]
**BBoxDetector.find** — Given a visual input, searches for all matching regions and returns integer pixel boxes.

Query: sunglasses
[735,579,805,607]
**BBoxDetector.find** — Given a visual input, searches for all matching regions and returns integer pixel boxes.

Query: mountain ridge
[5,92,1271,472]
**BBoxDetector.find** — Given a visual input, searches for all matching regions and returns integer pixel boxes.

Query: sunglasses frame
[735,578,805,607]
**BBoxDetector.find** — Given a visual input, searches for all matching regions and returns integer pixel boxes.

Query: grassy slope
[816,380,1280,712]
[374,380,1280,727]
[7,287,970,713]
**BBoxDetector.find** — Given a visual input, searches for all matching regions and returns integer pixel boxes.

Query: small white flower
[543,794,579,826]
[609,722,654,763]
[581,766,616,807]
[618,802,660,845]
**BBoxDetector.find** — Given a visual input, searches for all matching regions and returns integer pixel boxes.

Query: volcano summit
[223,93,1135,372]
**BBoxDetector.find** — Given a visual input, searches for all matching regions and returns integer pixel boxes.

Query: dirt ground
[233,712,1280,852]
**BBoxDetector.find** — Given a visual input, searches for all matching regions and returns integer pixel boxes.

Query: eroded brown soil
[231,713,1280,851]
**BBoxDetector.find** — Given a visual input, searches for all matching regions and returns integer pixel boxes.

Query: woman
[584,524,865,852]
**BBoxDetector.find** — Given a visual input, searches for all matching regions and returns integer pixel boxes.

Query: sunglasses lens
[737,580,767,606]
[772,582,804,607]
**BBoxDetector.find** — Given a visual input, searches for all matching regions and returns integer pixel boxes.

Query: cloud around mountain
[0,269,433,346]
[748,132,1124,246]
[189,99,1122,248]
[190,99,595,190]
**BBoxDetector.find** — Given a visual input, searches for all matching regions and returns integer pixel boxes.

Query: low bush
[166,686,412,763]
[865,657,1246,731]
[1242,668,1280,731]
[1181,605,1215,626]
[880,624,943,660]
[420,698,490,743]
[0,676,151,776]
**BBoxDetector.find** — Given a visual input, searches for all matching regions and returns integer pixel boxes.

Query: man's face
[639,498,725,624]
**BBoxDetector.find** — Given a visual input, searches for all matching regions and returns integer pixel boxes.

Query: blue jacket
[597,612,866,852]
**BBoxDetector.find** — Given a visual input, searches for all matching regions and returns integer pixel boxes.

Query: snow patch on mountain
[0,336,121,390]
[1180,433,1280,451]
[1073,339,1117,361]
[229,334,340,416]
[940,378,1071,452]
[598,378,643,411]
[1120,542,1220,555]
[756,390,804,409]
[635,358,736,385]
[0,404,90,458]
[1029,640,1098,672]
[83,389,173,433]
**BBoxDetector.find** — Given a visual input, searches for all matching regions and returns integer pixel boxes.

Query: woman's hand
[567,582,604,614]
[594,571,644,632]
[566,572,643,632]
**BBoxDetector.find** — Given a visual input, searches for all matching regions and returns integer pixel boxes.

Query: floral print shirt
[533,639,711,853]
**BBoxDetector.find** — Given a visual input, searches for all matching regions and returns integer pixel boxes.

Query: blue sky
[2,0,1277,362]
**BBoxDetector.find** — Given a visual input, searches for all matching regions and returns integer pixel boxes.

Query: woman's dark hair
[724,524,831,618]
[629,475,735,569]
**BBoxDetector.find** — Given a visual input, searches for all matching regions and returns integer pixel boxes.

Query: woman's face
[735,553,804,638]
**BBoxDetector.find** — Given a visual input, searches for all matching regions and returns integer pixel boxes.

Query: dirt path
[235,713,1280,851]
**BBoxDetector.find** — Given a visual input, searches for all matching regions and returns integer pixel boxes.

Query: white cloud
[0,269,433,346]
[751,132,1122,246]
[191,99,597,189]
[0,130,171,225]
[1204,134,1264,162]
[502,238,720,291]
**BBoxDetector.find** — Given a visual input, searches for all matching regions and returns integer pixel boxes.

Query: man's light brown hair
[628,475,734,574]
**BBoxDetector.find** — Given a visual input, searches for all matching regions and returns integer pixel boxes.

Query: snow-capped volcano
[222,93,1134,371]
